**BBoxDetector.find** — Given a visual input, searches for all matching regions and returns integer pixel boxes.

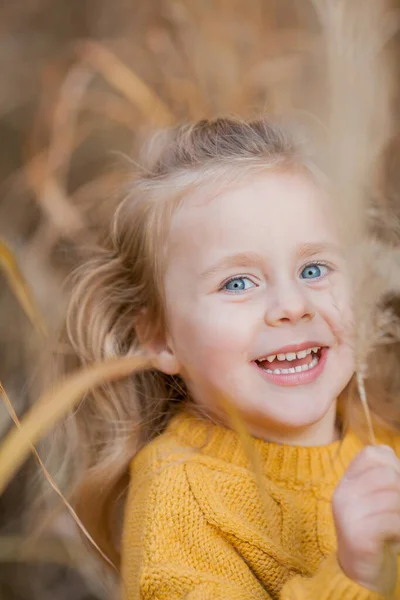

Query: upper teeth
[263,347,320,363]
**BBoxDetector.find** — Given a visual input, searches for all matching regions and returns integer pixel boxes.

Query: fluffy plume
[311,0,400,441]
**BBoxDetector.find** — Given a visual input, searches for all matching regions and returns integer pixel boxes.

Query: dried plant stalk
[310,5,400,591]
[0,382,119,569]
[311,0,398,444]
[0,239,47,337]
[81,42,175,125]
[0,355,153,495]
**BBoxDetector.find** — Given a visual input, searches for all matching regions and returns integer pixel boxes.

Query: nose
[264,281,315,327]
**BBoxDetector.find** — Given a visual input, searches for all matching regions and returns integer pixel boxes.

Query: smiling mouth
[254,346,323,375]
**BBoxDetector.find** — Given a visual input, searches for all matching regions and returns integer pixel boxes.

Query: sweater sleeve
[121,462,388,600]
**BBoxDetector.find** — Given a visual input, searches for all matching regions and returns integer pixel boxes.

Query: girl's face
[160,170,355,445]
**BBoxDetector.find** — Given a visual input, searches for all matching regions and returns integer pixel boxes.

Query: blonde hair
[56,117,398,568]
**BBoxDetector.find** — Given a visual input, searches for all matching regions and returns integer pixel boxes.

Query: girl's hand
[332,445,400,594]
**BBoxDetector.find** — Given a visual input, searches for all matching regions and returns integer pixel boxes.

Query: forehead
[167,171,338,263]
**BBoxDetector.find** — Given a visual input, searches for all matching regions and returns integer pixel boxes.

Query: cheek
[168,302,257,371]
[316,279,354,343]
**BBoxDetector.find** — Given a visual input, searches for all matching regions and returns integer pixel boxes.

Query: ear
[154,339,180,375]
[135,312,180,375]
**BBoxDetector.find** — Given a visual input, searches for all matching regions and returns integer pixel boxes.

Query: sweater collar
[166,409,364,487]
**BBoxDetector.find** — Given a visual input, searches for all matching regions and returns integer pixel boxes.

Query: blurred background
[0,1,399,598]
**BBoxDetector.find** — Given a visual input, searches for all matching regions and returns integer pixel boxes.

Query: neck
[253,400,340,446]
[246,400,340,447]
[195,400,342,447]
[194,398,340,448]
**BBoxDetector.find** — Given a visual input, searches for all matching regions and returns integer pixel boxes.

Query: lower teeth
[263,354,319,375]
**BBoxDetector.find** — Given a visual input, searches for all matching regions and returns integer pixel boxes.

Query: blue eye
[223,277,255,292]
[300,263,329,280]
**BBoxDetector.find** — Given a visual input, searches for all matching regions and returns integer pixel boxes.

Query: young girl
[64,118,400,599]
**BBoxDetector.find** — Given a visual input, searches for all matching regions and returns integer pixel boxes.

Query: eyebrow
[201,251,265,279]
[296,242,342,259]
[201,242,342,280]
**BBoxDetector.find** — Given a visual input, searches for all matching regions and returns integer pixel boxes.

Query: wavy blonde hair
[56,117,399,569]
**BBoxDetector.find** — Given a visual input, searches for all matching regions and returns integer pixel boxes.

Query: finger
[344,445,400,481]
[348,464,400,498]
[360,491,400,518]
[371,513,400,545]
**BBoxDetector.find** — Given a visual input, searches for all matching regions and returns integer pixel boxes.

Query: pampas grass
[1,0,400,598]
[310,0,400,445]
[0,356,154,495]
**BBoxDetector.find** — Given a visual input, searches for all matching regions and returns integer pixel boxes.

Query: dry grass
[1,0,400,598]
[1,4,313,597]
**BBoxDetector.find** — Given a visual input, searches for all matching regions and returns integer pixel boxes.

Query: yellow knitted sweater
[121,410,400,599]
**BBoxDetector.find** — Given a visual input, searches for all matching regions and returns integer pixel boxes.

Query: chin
[272,401,333,429]
[235,387,337,437]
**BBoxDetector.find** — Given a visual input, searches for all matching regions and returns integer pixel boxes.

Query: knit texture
[121,410,400,599]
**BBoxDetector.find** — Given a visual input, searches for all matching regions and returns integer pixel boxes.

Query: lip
[252,347,329,387]
[255,341,327,361]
